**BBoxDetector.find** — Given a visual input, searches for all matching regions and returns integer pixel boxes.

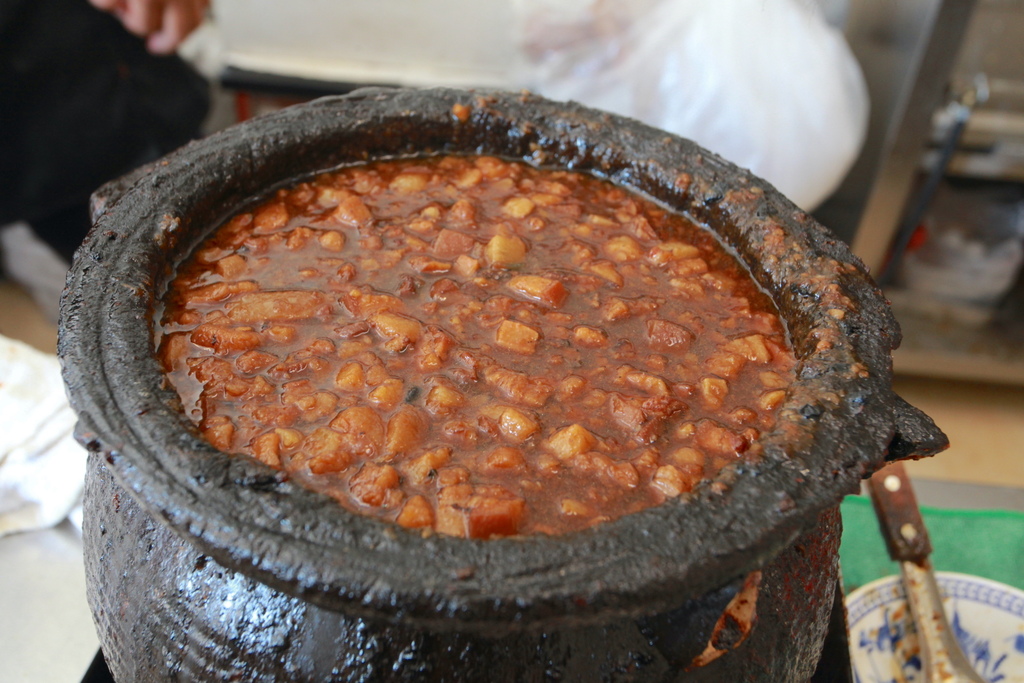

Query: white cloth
[0,334,86,536]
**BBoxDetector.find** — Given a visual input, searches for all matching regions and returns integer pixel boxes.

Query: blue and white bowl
[846,571,1024,683]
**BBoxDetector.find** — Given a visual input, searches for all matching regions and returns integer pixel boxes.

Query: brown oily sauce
[157,155,797,538]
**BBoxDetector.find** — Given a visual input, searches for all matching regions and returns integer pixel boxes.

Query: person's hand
[88,0,209,55]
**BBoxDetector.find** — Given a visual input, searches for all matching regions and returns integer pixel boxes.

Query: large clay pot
[61,88,946,681]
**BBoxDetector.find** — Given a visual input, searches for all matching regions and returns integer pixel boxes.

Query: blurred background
[5,0,1023,496]
[1,0,1022,679]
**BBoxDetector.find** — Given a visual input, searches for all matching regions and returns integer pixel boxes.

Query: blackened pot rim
[60,87,942,633]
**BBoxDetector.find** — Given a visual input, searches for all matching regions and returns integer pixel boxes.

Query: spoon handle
[868,461,931,562]
[868,463,987,683]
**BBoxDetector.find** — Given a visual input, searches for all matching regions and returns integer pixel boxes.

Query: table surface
[3,479,1021,682]
[1,522,98,682]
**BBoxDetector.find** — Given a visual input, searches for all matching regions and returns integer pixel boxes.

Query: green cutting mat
[840,495,1024,594]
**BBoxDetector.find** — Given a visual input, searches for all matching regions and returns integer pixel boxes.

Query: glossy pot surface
[84,452,842,682]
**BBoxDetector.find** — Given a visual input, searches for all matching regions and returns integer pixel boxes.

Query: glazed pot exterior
[61,88,947,682]
[85,452,841,682]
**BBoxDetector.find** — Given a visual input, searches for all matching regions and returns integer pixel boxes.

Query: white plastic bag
[513,0,868,211]
[0,334,85,536]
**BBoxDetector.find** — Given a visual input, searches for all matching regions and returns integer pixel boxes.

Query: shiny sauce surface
[158,155,797,537]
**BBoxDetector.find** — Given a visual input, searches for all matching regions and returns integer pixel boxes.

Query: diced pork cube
[546,424,598,459]
[436,466,471,487]
[390,173,429,193]
[556,375,587,401]
[725,334,773,363]
[335,362,366,391]
[484,234,527,267]
[482,446,527,472]
[560,499,590,516]
[573,326,608,348]
[432,229,476,258]
[453,254,480,277]
[275,428,303,449]
[227,291,330,323]
[385,406,427,456]
[695,419,748,455]
[250,431,283,468]
[436,484,526,538]
[603,297,631,321]
[482,365,554,407]
[449,199,476,222]
[214,254,248,279]
[201,416,235,451]
[368,378,404,410]
[303,428,352,474]
[328,406,385,458]
[235,350,277,374]
[502,197,535,218]
[404,446,452,484]
[760,390,786,411]
[415,325,456,372]
[700,377,729,409]
[341,288,403,317]
[604,235,643,262]
[648,241,700,265]
[318,230,346,252]
[332,196,372,227]
[624,369,670,396]
[190,324,262,355]
[506,275,568,308]
[396,495,434,529]
[587,260,624,287]
[608,393,646,433]
[350,463,401,507]
[495,319,540,355]
[646,319,693,353]
[498,407,540,443]
[252,202,289,233]
[425,383,465,416]
[706,352,746,380]
[652,465,690,497]
[407,256,452,274]
[370,312,421,352]
[185,280,258,304]
[249,403,301,428]
[454,168,483,188]
[291,391,339,422]
[671,258,708,277]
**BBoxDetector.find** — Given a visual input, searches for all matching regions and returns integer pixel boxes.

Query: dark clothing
[0,0,209,261]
